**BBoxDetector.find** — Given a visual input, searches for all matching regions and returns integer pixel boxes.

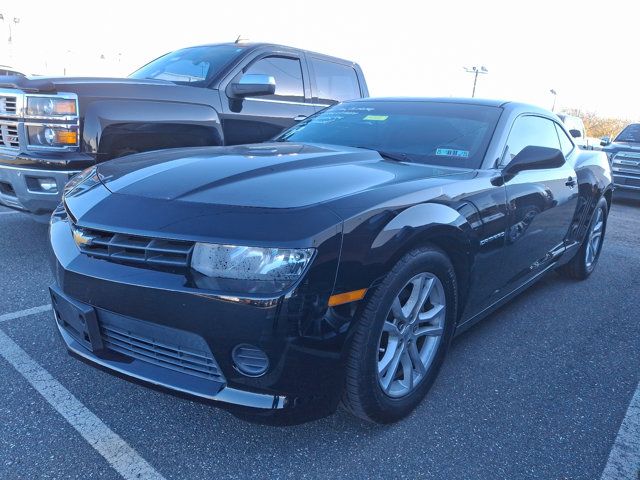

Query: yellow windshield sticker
[363,115,388,121]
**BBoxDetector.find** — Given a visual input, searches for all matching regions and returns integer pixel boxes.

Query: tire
[559,196,608,280]
[341,246,458,423]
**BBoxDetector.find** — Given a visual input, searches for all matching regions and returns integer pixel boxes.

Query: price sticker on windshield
[436,148,469,158]
[363,115,388,121]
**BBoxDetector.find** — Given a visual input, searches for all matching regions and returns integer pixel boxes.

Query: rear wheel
[559,196,608,280]
[341,246,457,423]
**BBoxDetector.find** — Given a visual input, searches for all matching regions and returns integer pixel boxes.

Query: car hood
[606,141,640,153]
[96,143,472,209]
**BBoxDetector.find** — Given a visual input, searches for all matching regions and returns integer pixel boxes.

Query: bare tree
[563,108,637,139]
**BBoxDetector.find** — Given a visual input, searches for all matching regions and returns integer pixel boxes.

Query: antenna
[235,35,249,44]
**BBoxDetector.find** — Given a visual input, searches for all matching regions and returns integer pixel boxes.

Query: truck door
[219,54,316,145]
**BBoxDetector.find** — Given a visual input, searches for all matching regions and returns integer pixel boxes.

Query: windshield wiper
[349,146,408,162]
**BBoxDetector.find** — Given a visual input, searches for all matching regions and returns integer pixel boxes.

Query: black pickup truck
[0,42,368,221]
[601,123,640,199]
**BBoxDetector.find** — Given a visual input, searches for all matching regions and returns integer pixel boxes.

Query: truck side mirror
[600,136,611,147]
[569,129,582,138]
[229,74,276,97]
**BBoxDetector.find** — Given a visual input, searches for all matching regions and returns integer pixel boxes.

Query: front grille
[613,153,640,173]
[101,324,225,382]
[0,95,17,115]
[0,122,19,149]
[74,225,195,271]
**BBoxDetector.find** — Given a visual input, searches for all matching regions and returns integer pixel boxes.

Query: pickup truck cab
[0,42,368,221]
[601,123,640,199]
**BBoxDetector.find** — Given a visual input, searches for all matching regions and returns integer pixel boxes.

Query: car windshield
[614,123,640,143]
[130,45,245,86]
[276,101,502,168]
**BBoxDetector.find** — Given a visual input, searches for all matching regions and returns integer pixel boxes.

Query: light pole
[0,14,20,44]
[550,89,558,112]
[464,66,488,98]
[0,14,20,61]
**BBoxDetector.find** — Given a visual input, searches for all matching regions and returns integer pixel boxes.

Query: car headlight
[26,97,77,117]
[27,125,78,149]
[191,243,315,294]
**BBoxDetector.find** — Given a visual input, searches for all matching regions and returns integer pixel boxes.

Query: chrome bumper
[0,163,80,221]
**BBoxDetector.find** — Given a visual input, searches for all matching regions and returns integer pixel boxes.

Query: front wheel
[341,246,457,423]
[559,196,608,280]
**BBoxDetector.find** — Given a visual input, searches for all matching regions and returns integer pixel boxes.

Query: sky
[1,0,638,119]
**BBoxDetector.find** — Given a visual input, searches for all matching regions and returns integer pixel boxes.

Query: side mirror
[229,73,276,97]
[569,129,582,138]
[503,146,565,177]
[600,136,611,147]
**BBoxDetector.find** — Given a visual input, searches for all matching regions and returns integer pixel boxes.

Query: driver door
[499,115,579,293]
[219,54,316,145]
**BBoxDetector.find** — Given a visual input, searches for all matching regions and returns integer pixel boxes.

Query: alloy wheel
[585,207,604,269]
[377,272,446,398]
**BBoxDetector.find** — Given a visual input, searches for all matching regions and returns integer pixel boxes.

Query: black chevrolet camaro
[49,98,613,423]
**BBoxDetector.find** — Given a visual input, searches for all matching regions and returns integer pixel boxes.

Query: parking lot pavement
[0,199,638,480]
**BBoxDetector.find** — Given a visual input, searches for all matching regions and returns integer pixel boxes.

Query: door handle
[565,176,577,188]
[293,115,307,122]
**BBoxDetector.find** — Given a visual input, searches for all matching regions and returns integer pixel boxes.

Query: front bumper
[51,285,284,409]
[612,173,640,198]
[0,150,92,221]
[49,216,348,416]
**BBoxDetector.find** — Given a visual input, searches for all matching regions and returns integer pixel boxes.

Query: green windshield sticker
[363,115,388,121]
[436,148,469,158]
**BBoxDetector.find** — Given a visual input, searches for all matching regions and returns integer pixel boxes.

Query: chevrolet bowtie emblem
[72,227,95,247]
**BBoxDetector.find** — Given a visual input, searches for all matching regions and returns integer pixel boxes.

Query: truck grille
[613,153,640,175]
[0,95,17,115]
[72,225,195,271]
[101,323,225,382]
[0,122,19,149]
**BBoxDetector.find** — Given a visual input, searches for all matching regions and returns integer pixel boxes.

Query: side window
[311,58,361,104]
[555,123,575,156]
[245,56,304,102]
[503,115,561,165]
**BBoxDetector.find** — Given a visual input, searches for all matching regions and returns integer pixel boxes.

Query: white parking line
[0,304,52,323]
[0,329,166,480]
[601,381,640,480]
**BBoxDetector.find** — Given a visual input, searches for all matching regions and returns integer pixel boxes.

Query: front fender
[81,99,223,158]
[334,203,479,297]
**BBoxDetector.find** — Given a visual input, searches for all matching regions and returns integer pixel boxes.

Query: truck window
[130,45,244,86]
[245,56,304,103]
[555,123,575,156]
[311,59,361,104]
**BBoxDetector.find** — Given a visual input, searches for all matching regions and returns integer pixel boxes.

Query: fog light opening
[38,178,58,192]
[232,344,269,377]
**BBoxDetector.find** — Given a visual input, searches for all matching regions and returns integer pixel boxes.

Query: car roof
[343,97,554,114]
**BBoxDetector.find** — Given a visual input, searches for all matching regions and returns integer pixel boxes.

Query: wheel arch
[360,203,479,320]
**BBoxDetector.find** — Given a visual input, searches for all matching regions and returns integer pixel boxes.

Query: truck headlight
[27,125,78,148]
[26,97,77,117]
[191,243,315,293]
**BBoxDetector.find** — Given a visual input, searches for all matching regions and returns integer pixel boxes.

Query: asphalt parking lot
[0,199,638,480]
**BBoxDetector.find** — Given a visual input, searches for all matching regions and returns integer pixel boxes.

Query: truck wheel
[341,246,457,423]
[559,196,608,280]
